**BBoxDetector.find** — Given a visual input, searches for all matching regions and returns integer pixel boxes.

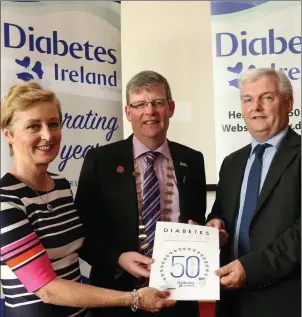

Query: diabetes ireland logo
[227,62,256,89]
[4,22,117,87]
[15,56,44,81]
[159,247,209,290]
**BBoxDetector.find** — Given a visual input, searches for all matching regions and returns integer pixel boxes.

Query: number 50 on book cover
[149,222,220,301]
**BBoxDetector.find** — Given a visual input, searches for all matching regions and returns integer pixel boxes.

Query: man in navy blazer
[207,68,301,317]
[76,70,207,317]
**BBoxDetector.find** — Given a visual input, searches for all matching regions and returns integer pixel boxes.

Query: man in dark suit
[207,68,301,317]
[75,70,206,317]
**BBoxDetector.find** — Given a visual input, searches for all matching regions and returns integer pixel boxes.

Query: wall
[121,1,216,216]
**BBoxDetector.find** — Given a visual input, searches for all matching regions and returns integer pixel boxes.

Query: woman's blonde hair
[1,81,62,156]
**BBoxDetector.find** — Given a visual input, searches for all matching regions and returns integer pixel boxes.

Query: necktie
[238,143,271,257]
[142,151,160,256]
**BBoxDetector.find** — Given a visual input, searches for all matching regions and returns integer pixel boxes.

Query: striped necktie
[142,151,161,256]
[238,143,271,256]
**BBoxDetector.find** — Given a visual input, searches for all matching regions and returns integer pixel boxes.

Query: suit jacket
[208,128,301,317]
[75,135,206,316]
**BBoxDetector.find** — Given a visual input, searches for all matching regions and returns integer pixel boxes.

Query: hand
[215,259,246,290]
[137,288,176,313]
[206,218,228,247]
[188,219,198,225]
[118,252,152,278]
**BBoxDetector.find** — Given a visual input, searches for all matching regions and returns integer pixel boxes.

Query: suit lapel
[228,145,251,221]
[114,136,139,220]
[168,141,189,221]
[168,141,182,184]
[254,128,300,216]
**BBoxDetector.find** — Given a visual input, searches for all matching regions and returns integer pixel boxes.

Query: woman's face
[4,101,62,169]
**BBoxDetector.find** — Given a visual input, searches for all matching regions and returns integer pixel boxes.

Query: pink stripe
[14,253,57,292]
[0,232,37,255]
[1,237,40,260]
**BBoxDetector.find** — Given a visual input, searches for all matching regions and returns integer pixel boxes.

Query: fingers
[215,260,246,290]
[216,264,233,289]
[133,265,151,278]
[205,219,215,227]
[219,229,228,235]
[220,274,233,289]
[215,263,232,277]
[212,223,220,229]
[206,218,224,229]
[146,264,152,271]
[188,219,198,225]
[120,251,152,265]
[156,290,170,298]
[155,291,176,310]
[162,299,176,308]
[138,287,176,313]
[156,291,176,307]
[164,290,171,297]
[133,253,153,265]
[219,229,229,246]
[118,252,152,278]
[215,219,225,229]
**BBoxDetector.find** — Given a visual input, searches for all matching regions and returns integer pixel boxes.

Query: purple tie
[142,151,160,256]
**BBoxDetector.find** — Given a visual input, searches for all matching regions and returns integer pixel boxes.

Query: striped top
[0,173,88,317]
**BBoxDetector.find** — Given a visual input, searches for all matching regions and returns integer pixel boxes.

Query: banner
[211,1,301,178]
[1,0,123,194]
[0,1,121,314]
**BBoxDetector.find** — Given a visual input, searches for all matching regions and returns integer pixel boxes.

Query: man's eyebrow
[242,91,275,97]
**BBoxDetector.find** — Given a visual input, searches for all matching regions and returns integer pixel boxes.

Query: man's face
[124,84,175,144]
[241,75,293,141]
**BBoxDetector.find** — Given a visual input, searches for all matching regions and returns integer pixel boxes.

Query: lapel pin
[117,166,124,173]
[182,176,186,183]
[180,162,188,167]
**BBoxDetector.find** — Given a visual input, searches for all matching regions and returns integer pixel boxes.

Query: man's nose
[144,102,156,115]
[252,99,263,111]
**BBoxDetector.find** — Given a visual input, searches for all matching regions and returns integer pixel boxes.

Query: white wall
[121,1,216,216]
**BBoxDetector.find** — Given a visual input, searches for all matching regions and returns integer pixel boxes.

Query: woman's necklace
[13,169,54,211]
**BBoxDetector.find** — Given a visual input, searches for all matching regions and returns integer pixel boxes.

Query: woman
[0,82,175,317]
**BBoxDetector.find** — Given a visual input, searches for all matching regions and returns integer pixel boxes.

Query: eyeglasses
[129,99,168,110]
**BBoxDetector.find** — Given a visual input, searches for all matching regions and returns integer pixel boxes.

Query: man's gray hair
[239,68,293,97]
[126,70,172,104]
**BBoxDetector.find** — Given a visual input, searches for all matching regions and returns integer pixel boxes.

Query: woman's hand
[137,287,176,313]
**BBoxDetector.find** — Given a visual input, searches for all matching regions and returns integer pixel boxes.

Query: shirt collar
[250,126,288,158]
[132,136,171,160]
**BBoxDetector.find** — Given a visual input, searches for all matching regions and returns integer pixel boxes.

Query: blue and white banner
[1,1,121,312]
[1,1,123,194]
[211,1,301,177]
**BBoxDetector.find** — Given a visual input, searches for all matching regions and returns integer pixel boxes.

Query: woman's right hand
[137,287,176,313]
